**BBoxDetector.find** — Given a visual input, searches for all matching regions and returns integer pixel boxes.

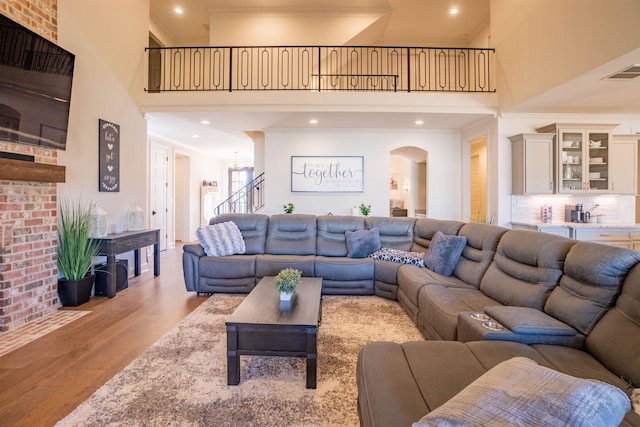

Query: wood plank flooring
[0,243,207,427]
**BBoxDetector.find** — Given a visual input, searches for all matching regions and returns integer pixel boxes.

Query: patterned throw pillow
[369,247,425,267]
[196,221,246,256]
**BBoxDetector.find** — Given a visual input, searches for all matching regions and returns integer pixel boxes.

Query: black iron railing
[145,46,494,93]
[214,173,265,216]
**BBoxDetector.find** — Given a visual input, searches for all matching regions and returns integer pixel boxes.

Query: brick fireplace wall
[0,0,61,332]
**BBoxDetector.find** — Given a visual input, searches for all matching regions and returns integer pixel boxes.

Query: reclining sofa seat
[256,213,317,279]
[315,215,374,295]
[397,222,508,323]
[418,229,576,341]
[365,216,417,299]
[357,255,640,427]
[182,213,268,294]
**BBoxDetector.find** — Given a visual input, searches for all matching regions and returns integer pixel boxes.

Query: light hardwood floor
[0,243,206,427]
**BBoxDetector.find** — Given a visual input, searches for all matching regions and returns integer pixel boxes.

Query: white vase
[279,291,294,301]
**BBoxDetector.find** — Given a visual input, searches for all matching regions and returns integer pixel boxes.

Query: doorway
[470,137,488,222]
[149,142,169,251]
[175,154,190,241]
[390,147,428,217]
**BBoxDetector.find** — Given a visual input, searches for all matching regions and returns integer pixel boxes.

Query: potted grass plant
[57,197,101,306]
[274,268,302,301]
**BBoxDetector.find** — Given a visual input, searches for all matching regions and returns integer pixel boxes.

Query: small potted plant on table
[274,268,302,301]
[57,197,101,306]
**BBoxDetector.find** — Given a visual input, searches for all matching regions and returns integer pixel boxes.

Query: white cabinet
[511,223,571,238]
[610,135,638,194]
[536,123,616,194]
[509,133,555,195]
[572,227,633,249]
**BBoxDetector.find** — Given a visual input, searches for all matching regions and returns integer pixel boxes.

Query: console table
[91,229,160,297]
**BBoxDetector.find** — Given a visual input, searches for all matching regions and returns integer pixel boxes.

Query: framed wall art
[98,119,120,192]
[291,156,364,192]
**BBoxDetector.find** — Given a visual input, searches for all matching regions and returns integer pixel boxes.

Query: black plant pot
[58,274,95,307]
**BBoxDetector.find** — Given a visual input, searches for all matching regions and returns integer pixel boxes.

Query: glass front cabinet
[536,123,617,194]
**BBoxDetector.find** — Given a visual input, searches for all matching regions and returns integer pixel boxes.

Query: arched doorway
[390,147,428,217]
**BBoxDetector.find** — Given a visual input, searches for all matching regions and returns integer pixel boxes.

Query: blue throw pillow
[345,227,381,258]
[423,231,467,276]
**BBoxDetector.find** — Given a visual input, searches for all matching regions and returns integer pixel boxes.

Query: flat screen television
[0,13,75,150]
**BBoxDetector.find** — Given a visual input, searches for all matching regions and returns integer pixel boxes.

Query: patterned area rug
[56,294,422,427]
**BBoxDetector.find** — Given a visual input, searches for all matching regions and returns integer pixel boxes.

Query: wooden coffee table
[226,276,323,389]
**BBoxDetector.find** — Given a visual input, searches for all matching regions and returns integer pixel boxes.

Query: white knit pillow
[196,221,246,256]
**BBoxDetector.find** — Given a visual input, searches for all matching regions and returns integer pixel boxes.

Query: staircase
[214,173,265,216]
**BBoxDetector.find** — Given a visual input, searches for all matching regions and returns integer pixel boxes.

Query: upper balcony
[145,45,495,94]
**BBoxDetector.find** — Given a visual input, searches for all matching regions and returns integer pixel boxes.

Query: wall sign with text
[98,119,120,192]
[291,156,364,192]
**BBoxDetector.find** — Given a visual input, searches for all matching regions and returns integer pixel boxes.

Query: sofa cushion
[417,285,501,340]
[423,231,466,276]
[211,213,268,254]
[413,357,630,427]
[369,247,425,267]
[451,223,509,288]
[411,218,464,252]
[365,217,415,250]
[346,227,381,258]
[545,241,640,335]
[316,215,365,257]
[196,221,246,256]
[265,214,317,255]
[586,262,640,387]
[479,230,575,310]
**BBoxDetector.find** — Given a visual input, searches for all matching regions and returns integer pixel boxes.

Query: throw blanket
[196,221,246,256]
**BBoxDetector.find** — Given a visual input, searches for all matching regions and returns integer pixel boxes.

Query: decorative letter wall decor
[98,119,120,192]
[291,156,364,192]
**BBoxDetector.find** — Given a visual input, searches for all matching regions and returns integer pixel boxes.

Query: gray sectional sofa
[182,213,640,426]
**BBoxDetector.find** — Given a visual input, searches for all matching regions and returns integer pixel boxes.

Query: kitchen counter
[511,221,640,229]
[511,222,640,250]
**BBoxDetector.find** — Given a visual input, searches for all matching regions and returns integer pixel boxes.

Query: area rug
[56,294,423,427]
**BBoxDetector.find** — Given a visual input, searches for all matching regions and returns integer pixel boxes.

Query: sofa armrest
[183,243,206,257]
[456,308,585,348]
[182,244,204,292]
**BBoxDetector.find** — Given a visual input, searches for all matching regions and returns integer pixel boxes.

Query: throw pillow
[369,247,425,267]
[423,231,466,276]
[345,227,381,258]
[196,221,246,257]
[412,357,631,427]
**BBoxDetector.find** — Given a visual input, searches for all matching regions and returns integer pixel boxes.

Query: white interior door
[150,143,168,251]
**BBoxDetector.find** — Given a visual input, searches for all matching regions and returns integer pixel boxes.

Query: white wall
[58,0,149,231]
[491,0,640,111]
[262,128,462,220]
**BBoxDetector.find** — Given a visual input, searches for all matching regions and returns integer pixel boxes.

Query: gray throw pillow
[345,227,381,258]
[423,231,466,276]
[412,357,630,427]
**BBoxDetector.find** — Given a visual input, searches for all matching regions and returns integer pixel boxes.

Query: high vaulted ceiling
[150,0,490,46]
[146,1,639,161]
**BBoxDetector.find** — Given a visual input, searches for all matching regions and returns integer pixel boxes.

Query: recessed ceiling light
[449,7,459,15]
[415,120,424,125]
[192,134,199,138]
[309,119,318,124]
[200,120,210,125]
[174,7,184,15]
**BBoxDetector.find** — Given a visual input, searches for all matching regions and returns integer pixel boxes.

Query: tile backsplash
[511,195,636,224]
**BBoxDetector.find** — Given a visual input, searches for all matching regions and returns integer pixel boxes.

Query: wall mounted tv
[0,13,75,151]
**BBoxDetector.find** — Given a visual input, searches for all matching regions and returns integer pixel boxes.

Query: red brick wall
[0,0,61,332]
